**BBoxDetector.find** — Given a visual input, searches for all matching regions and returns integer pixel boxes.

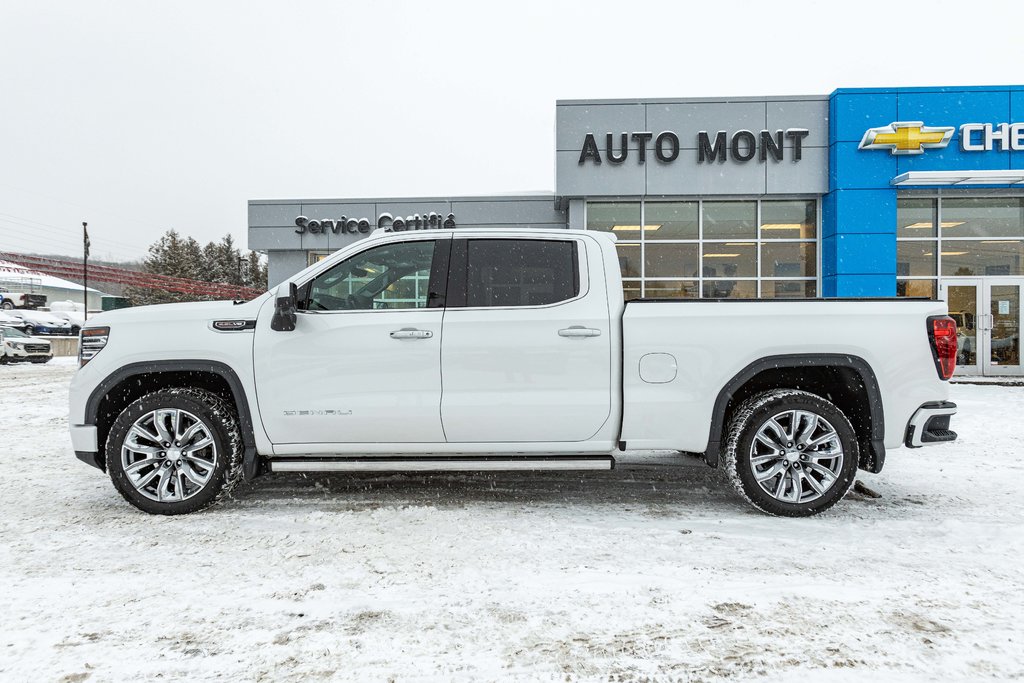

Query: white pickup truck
[69,228,959,517]
[0,290,47,310]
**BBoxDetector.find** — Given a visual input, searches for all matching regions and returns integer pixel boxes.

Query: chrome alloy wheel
[120,408,218,503]
[748,409,844,504]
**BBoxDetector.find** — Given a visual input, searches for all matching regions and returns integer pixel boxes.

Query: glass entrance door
[987,282,1022,375]
[941,279,1023,376]
[943,280,981,375]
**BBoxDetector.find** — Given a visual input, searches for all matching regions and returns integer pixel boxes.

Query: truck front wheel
[105,388,243,514]
[723,389,859,517]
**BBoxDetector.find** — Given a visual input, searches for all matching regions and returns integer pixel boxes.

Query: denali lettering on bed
[68,227,958,517]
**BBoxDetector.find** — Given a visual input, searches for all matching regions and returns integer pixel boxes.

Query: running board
[269,455,615,473]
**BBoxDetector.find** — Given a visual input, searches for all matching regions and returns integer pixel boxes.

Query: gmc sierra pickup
[69,227,959,516]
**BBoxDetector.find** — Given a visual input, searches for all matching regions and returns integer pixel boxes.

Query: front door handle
[558,326,602,338]
[390,328,433,340]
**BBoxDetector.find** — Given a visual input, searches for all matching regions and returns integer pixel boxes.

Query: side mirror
[270,282,298,332]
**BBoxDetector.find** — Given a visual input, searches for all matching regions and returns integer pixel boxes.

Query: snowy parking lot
[1,360,1022,681]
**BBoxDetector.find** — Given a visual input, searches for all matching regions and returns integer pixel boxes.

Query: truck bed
[619,297,950,454]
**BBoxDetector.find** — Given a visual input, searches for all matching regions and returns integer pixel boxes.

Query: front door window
[304,240,436,311]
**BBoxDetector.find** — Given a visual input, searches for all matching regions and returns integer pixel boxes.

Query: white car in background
[48,310,85,334]
[0,311,29,330]
[0,326,52,364]
[9,310,74,336]
[49,300,86,334]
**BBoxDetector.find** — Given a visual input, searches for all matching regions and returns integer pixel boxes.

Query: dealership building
[249,85,1024,376]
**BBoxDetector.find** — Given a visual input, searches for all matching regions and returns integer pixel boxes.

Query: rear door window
[457,239,579,308]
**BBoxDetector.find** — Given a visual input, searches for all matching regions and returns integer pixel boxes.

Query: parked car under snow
[0,311,29,330]
[47,310,84,334]
[9,310,74,336]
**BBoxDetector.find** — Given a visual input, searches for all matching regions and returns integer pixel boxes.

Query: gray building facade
[555,95,827,198]
[250,93,827,289]
[251,194,567,288]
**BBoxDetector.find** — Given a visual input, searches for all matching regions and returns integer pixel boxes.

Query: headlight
[10,341,25,349]
[79,327,110,366]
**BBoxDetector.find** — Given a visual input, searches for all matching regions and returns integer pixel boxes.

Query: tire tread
[722,389,858,517]
[105,387,243,515]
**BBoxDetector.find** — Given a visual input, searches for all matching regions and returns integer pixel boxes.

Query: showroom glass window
[896,195,1024,297]
[586,199,817,299]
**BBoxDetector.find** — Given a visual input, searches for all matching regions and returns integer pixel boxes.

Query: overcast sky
[1,0,1021,261]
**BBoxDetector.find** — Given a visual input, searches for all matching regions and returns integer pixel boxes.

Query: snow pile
[0,361,1021,680]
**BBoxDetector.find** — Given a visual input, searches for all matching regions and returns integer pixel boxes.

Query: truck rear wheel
[723,389,858,517]
[105,388,243,515]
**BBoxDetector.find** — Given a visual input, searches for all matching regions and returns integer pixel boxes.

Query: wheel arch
[703,354,885,473]
[84,360,259,479]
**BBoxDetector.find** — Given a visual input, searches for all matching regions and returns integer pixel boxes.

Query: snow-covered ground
[1,360,1022,682]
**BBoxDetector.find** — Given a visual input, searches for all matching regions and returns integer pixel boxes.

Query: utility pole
[83,221,90,321]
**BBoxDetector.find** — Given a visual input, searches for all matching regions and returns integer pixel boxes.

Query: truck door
[440,236,612,442]
[254,238,449,445]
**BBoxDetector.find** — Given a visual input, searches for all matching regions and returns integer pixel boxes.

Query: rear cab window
[448,239,580,308]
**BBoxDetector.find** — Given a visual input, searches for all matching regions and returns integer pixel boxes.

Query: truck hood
[84,294,272,328]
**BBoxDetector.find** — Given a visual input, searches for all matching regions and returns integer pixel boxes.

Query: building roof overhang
[891,170,1024,186]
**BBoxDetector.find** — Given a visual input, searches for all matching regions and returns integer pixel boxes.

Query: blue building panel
[834,233,896,275]
[820,233,837,278]
[1011,91,1024,170]
[895,90,1010,132]
[825,190,896,236]
[824,85,1023,297]
[831,274,897,298]
[821,191,836,241]
[896,145,1010,173]
[829,91,898,144]
[821,275,837,297]
[1012,89,1024,122]
[829,141,897,191]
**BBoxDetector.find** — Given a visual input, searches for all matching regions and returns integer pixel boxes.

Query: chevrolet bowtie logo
[859,121,955,155]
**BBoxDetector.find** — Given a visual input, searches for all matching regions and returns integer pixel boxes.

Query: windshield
[1,326,29,338]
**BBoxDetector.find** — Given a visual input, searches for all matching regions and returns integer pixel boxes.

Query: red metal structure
[0,252,264,300]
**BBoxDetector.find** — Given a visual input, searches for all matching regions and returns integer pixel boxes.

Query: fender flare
[84,360,261,480]
[703,354,885,473]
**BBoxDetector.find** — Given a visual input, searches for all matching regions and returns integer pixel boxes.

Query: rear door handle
[390,328,433,340]
[558,326,602,338]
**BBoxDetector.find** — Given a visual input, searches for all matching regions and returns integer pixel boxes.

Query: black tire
[24,325,35,335]
[0,301,12,310]
[106,388,243,515]
[723,389,859,517]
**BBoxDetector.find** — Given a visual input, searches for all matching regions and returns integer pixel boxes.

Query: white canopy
[0,259,103,294]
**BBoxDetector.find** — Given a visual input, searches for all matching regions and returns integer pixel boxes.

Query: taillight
[927,315,957,380]
[79,327,110,366]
